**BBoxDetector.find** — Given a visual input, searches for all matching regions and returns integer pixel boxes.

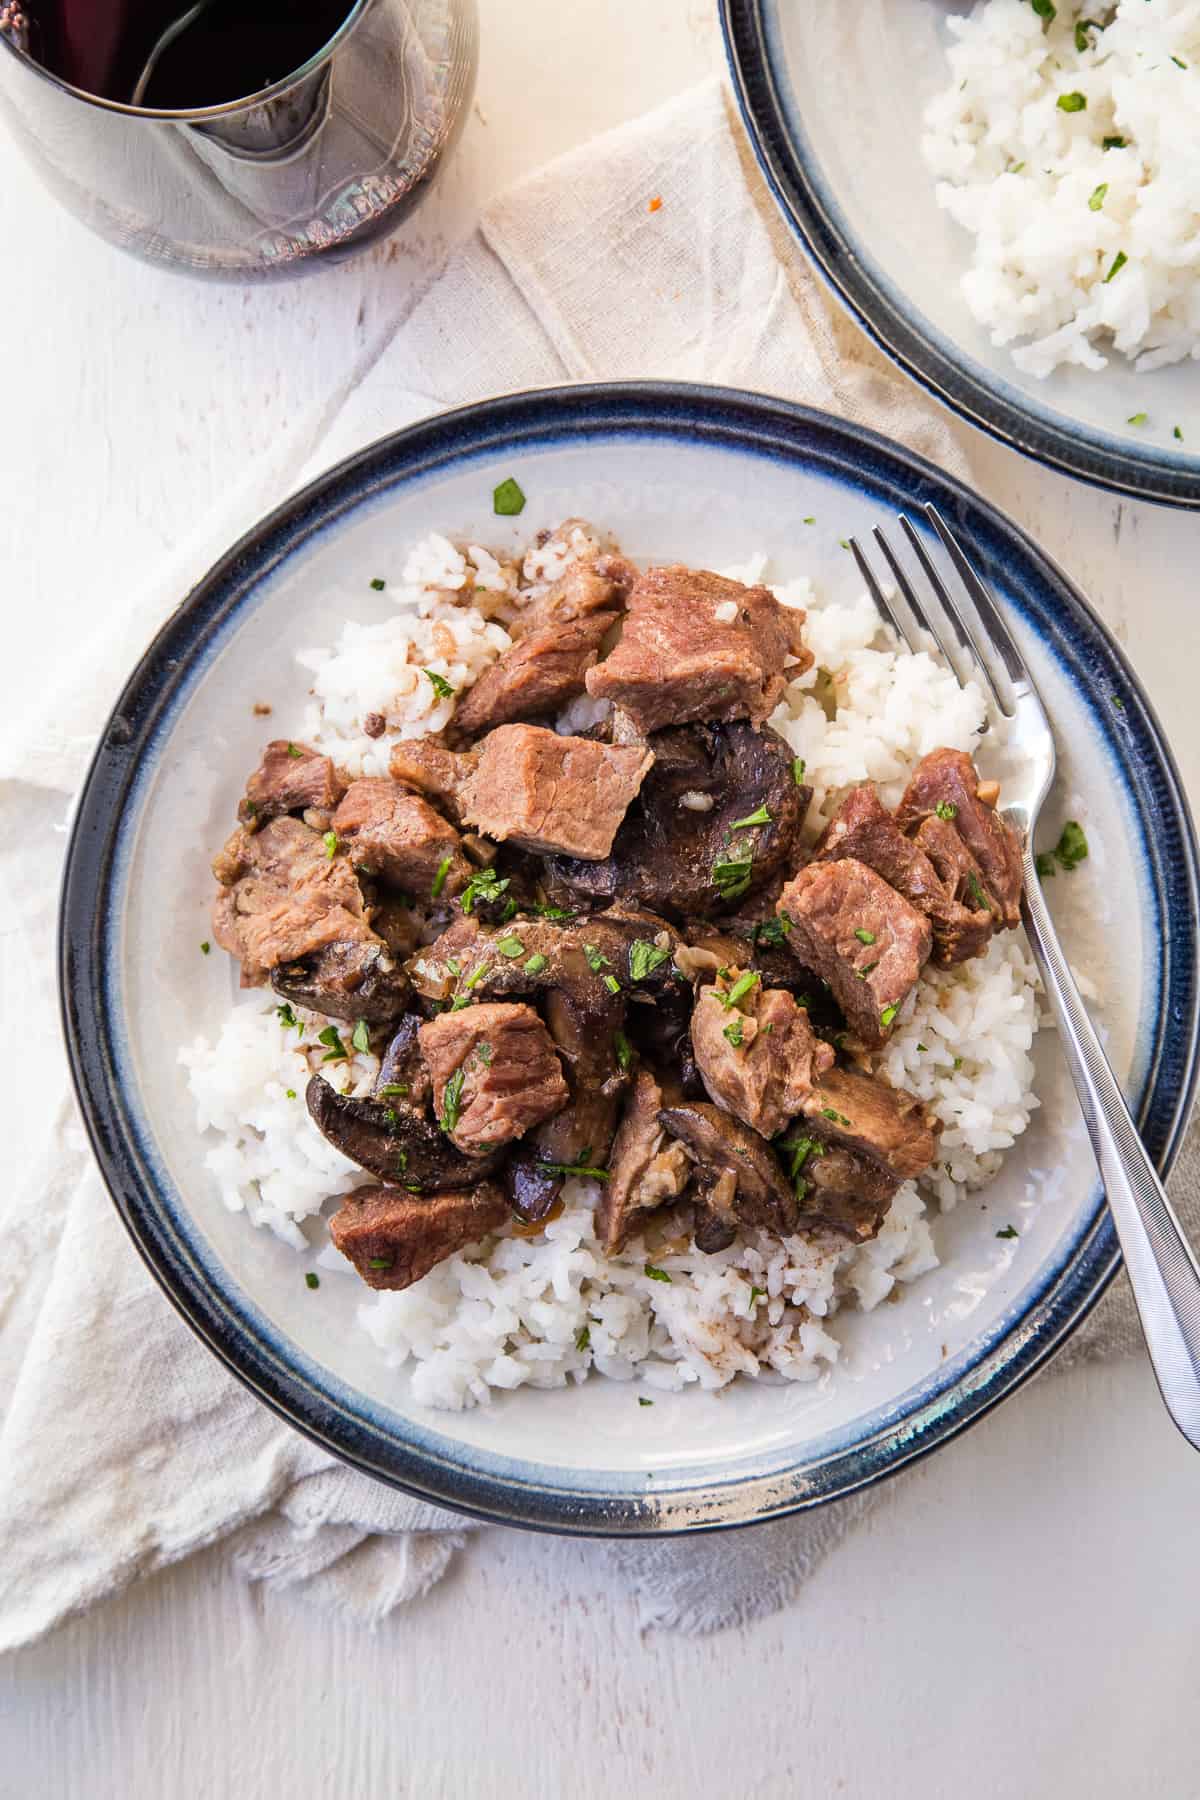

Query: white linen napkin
[1,77,1195,1652]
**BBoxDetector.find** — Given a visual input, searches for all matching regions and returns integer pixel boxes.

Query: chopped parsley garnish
[431,855,453,899]
[524,952,548,975]
[383,1109,400,1130]
[935,800,958,820]
[1175,426,1185,441]
[530,902,576,921]
[853,927,876,945]
[749,1286,765,1309]
[351,1019,371,1055]
[638,1397,654,1407]
[857,960,879,978]
[1103,249,1128,283]
[500,899,519,922]
[602,974,622,995]
[496,935,525,958]
[465,961,490,991]
[719,970,761,1011]
[750,914,792,949]
[1128,412,1148,427]
[379,1083,409,1096]
[917,1043,929,1053]
[629,939,670,982]
[1075,17,1100,51]
[614,1029,633,1072]
[440,1068,466,1134]
[792,758,807,786]
[200,941,210,955]
[1111,693,1125,712]
[286,1088,297,1100]
[730,803,772,830]
[821,1108,852,1126]
[285,741,304,759]
[583,943,611,972]
[1030,0,1055,20]
[423,668,456,700]
[723,1017,745,1049]
[966,870,991,912]
[644,1264,672,1283]
[1087,182,1108,212]
[1102,135,1126,150]
[536,1156,610,1181]
[1054,820,1089,870]
[368,1256,394,1270]
[953,1056,964,1070]
[803,516,816,525]
[1172,55,1188,69]
[1057,90,1086,112]
[305,1272,320,1289]
[276,1002,302,1033]
[460,867,510,914]
[575,1325,591,1352]
[369,577,386,591]
[1036,851,1057,880]
[323,830,339,859]
[318,1025,348,1063]
[880,1004,899,1030]
[493,477,526,516]
[712,844,754,903]
[996,1225,1019,1240]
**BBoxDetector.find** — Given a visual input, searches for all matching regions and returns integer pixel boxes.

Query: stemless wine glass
[0,0,477,279]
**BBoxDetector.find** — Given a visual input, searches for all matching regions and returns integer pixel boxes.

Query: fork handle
[1021,847,1200,1450]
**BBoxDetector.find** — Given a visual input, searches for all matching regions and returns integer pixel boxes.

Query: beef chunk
[452,611,618,737]
[911,815,995,964]
[306,1076,505,1189]
[509,555,633,641]
[332,778,470,898]
[778,858,931,1049]
[585,565,812,733]
[801,1066,940,1182]
[896,748,1024,928]
[211,816,382,987]
[419,1003,568,1156]
[814,783,993,969]
[329,1183,509,1290]
[459,726,654,859]
[596,1068,690,1253]
[658,1100,798,1249]
[389,738,475,824]
[549,722,809,916]
[240,739,346,827]
[690,975,835,1139]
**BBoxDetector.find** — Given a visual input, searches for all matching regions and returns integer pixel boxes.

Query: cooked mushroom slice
[305,1077,504,1189]
[272,940,409,1025]
[785,1138,899,1244]
[329,1183,509,1290]
[549,722,809,917]
[657,1100,797,1249]
[374,1013,432,1112]
[596,1068,690,1253]
[800,1066,941,1183]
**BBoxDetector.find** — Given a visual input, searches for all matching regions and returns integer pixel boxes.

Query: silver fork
[850,503,1200,1452]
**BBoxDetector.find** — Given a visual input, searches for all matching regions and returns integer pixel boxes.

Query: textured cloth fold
[0,77,1194,1654]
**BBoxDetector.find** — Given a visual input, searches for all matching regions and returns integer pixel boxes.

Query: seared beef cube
[333,778,470,899]
[786,1138,899,1243]
[549,722,808,916]
[896,748,1024,928]
[211,816,379,986]
[389,738,476,824]
[658,1100,798,1248]
[596,1068,690,1253]
[460,726,654,860]
[586,566,813,733]
[272,939,409,1025]
[778,858,931,1049]
[241,739,346,827]
[419,1003,568,1156]
[329,1183,509,1290]
[306,1076,505,1189]
[508,555,632,641]
[690,976,835,1139]
[452,610,618,737]
[801,1066,940,1182]
[815,783,992,969]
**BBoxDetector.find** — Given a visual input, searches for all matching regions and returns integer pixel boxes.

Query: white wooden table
[3,4,1198,1794]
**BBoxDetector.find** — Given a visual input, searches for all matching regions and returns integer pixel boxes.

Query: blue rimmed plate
[721,1,1200,507]
[59,384,1199,1532]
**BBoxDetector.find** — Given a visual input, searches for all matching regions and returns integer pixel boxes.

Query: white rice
[182,533,1045,1410]
[923,0,1200,378]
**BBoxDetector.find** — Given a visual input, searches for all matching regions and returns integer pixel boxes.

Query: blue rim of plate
[59,383,1200,1534]
[720,0,1200,509]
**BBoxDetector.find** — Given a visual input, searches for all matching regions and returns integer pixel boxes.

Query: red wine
[29,0,357,108]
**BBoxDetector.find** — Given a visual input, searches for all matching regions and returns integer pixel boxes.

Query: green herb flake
[821,1108,841,1123]
[583,943,611,972]
[1102,135,1127,150]
[368,1256,394,1270]
[1103,249,1128,283]
[1172,54,1188,69]
[346,1020,368,1056]
[286,1088,297,1100]
[853,927,876,946]
[431,855,453,900]
[1128,412,1148,427]
[323,830,340,859]
[1087,182,1108,212]
[200,941,211,955]
[1036,851,1057,879]
[369,577,387,591]
[749,1286,766,1309]
[575,1325,591,1353]
[917,1043,929,1054]
[1175,426,1184,441]
[750,914,791,950]
[644,1264,672,1284]
[723,1017,745,1049]
[792,758,807,786]
[276,1002,302,1033]
[460,867,510,914]
[953,1055,964,1070]
[1054,819,1089,870]
[935,800,958,821]
[638,1397,654,1407]
[614,1029,633,1073]
[712,845,754,903]
[1030,0,1055,20]
[880,1003,899,1030]
[463,961,490,992]
[629,939,670,982]
[285,741,304,760]
[803,516,816,526]
[536,1156,610,1182]
[524,952,548,976]
[318,1025,348,1063]
[967,870,992,913]
[602,974,622,995]
[1057,90,1087,113]
[423,668,456,701]
[857,960,879,978]
[722,970,761,1011]
[730,803,772,830]
[440,1067,466,1135]
[379,1083,409,1096]
[305,1272,320,1290]
[493,477,526,517]
[496,935,525,959]
[996,1225,1019,1240]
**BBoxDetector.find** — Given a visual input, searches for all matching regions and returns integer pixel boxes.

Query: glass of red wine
[0,0,477,278]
